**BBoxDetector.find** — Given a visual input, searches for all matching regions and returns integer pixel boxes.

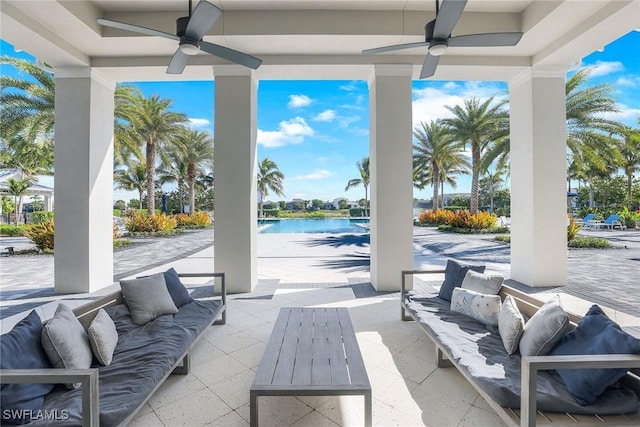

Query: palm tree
[114,158,147,209]
[479,163,508,213]
[614,124,640,210]
[157,150,189,213]
[413,120,468,210]
[123,94,187,213]
[170,128,214,213]
[1,57,140,165]
[257,158,285,218]
[344,156,370,216]
[442,96,509,213]
[6,177,31,225]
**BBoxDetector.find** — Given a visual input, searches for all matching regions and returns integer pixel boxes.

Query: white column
[368,65,414,291]
[213,66,258,293]
[44,195,52,211]
[54,68,114,294]
[508,67,567,287]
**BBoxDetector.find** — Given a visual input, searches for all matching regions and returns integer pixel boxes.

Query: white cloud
[601,103,640,124]
[617,75,640,87]
[257,117,314,148]
[443,82,458,90]
[188,118,211,129]
[288,94,312,108]
[412,87,465,126]
[292,170,332,180]
[312,109,336,122]
[585,60,624,77]
[339,82,358,92]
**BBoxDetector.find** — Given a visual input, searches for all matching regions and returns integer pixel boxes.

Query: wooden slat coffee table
[250,307,372,427]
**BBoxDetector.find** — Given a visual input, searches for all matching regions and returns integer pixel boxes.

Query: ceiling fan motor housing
[176,16,190,37]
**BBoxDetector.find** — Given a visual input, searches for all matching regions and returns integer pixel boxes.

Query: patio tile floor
[127,286,506,427]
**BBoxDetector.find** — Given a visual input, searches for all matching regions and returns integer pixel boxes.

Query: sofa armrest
[178,272,226,324]
[520,354,640,427]
[0,368,99,427]
[401,269,446,294]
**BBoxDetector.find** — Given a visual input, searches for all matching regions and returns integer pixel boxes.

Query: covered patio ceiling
[2,0,639,82]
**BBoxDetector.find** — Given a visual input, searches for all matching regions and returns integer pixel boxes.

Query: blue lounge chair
[575,213,595,226]
[590,214,626,230]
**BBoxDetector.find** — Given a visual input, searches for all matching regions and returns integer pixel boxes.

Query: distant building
[332,197,359,210]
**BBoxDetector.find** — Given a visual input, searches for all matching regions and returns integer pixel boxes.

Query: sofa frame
[0,272,226,427]
[401,269,640,427]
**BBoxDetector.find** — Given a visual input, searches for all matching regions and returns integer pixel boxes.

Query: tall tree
[157,149,189,213]
[114,158,147,209]
[344,156,370,216]
[442,96,509,213]
[257,158,285,218]
[169,128,214,213]
[1,57,140,166]
[413,120,468,210]
[124,94,187,213]
[614,124,640,210]
[479,163,507,213]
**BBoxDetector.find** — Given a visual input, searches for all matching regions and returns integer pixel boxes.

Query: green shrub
[442,206,468,212]
[567,216,581,242]
[0,224,25,236]
[113,239,131,249]
[277,211,336,218]
[23,220,55,251]
[349,208,363,217]
[449,211,497,229]
[495,235,511,243]
[125,211,177,233]
[263,209,280,218]
[32,211,54,224]
[568,236,611,249]
[113,209,122,217]
[618,207,640,229]
[172,212,211,228]
[437,224,508,234]
[418,209,454,225]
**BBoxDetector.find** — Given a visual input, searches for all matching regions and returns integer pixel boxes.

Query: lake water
[258,218,369,234]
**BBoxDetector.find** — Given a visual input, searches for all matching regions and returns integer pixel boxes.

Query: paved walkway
[1,226,639,327]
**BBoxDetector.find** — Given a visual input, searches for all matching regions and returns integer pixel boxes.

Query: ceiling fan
[96,0,262,74]
[363,0,523,79]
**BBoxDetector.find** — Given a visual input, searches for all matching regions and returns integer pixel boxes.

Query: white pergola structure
[2,1,638,294]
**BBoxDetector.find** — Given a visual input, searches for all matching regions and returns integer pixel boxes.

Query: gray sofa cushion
[404,289,639,415]
[120,274,178,325]
[438,259,485,301]
[35,299,223,427]
[519,294,569,357]
[41,304,93,389]
[498,295,525,355]
[461,270,504,295]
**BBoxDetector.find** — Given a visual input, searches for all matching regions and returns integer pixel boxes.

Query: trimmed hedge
[349,208,364,217]
[437,224,509,234]
[33,211,54,224]
[0,225,25,236]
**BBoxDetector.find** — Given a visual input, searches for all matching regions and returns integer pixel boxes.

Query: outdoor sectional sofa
[401,268,640,427]
[0,271,226,427]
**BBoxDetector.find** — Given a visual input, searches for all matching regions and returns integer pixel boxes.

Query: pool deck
[1,225,639,328]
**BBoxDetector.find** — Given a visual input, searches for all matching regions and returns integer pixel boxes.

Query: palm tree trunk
[364,186,368,217]
[588,178,595,208]
[470,142,481,213]
[138,191,143,209]
[188,164,196,214]
[433,163,440,210]
[259,199,264,218]
[146,142,156,214]
[441,180,444,208]
[178,180,184,213]
[626,171,633,210]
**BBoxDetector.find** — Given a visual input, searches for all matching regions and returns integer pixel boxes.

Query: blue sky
[2,29,639,204]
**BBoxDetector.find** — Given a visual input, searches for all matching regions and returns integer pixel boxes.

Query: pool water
[259,218,369,233]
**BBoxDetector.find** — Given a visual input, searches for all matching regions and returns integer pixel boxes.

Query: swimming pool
[259,218,369,234]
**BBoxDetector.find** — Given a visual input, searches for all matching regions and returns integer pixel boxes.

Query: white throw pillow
[88,309,118,366]
[461,270,504,295]
[450,288,502,326]
[498,295,525,355]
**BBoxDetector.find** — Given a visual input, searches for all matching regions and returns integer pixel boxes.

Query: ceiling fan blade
[420,54,440,79]
[185,1,222,40]
[433,0,468,39]
[199,41,262,69]
[167,49,189,74]
[362,42,429,55]
[97,18,179,41]
[448,32,523,47]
